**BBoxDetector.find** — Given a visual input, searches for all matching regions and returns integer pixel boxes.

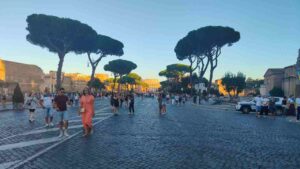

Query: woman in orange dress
[80,88,95,137]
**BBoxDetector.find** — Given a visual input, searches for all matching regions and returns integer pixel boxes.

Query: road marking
[0,115,111,142]
[0,160,21,169]
[68,109,110,120]
[0,108,111,142]
[70,113,112,120]
[69,117,109,123]
[0,137,61,151]
[9,117,111,169]
[196,105,233,111]
[21,117,110,136]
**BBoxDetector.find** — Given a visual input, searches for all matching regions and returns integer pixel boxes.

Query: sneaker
[64,130,69,137]
[45,124,49,127]
[58,130,64,138]
[49,123,54,127]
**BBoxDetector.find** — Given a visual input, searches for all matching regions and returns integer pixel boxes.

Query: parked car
[235,97,284,114]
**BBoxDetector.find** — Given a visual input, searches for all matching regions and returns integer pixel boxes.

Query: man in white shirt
[74,93,79,106]
[41,89,54,127]
[254,95,262,117]
[175,95,179,105]
[166,94,170,104]
[261,96,269,116]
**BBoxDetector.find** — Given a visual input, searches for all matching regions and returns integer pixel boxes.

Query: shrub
[269,87,284,97]
[12,84,24,104]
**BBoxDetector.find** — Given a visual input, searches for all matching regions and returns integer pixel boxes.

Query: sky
[0,0,299,81]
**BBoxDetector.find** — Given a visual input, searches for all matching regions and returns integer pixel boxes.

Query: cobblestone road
[1,98,300,169]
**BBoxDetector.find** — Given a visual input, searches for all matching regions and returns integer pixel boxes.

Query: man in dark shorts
[128,94,135,115]
[158,94,163,114]
[54,88,70,137]
[269,97,276,119]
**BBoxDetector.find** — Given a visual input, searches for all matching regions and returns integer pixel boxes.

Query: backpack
[27,98,34,106]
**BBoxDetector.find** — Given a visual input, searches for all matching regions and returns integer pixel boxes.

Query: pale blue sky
[0,0,299,80]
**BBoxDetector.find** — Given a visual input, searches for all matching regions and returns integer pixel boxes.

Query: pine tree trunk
[90,65,96,84]
[112,75,116,93]
[56,54,65,90]
[189,67,193,96]
[207,60,214,93]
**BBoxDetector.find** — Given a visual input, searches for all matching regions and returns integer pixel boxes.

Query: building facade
[0,59,45,94]
[141,79,160,92]
[264,68,285,94]
[44,72,110,93]
[0,58,159,95]
[263,49,300,97]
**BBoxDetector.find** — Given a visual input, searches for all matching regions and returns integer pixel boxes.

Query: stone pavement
[0,98,112,169]
[194,103,235,111]
[1,98,300,168]
[0,103,12,112]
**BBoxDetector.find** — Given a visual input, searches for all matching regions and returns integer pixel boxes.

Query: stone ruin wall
[0,59,45,94]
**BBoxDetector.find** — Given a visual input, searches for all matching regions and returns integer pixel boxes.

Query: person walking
[41,89,54,127]
[193,95,197,104]
[296,97,300,122]
[282,96,288,116]
[110,93,114,112]
[269,97,276,119]
[112,93,119,115]
[288,95,296,116]
[261,96,269,117]
[182,94,186,105]
[120,95,124,108]
[74,93,79,106]
[69,93,75,106]
[158,94,163,114]
[1,94,6,108]
[175,95,179,105]
[178,95,182,106]
[166,94,170,104]
[171,94,175,105]
[128,94,135,115]
[254,95,262,118]
[54,88,70,137]
[80,88,95,137]
[161,93,167,114]
[125,94,129,108]
[25,93,39,123]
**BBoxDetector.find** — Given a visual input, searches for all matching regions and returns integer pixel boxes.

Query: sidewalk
[286,116,300,123]
[0,103,13,112]
[190,101,235,111]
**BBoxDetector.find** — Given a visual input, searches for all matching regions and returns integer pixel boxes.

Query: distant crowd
[254,95,300,120]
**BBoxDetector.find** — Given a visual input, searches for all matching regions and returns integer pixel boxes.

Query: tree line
[26,14,243,94]
[160,26,241,95]
[26,14,137,91]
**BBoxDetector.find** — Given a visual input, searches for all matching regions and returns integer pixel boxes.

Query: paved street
[1,98,300,169]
